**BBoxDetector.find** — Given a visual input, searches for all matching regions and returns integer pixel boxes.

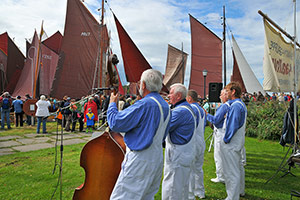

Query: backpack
[2,98,10,109]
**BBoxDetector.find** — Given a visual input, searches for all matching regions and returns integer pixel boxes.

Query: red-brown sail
[231,49,246,93]
[0,32,25,94]
[189,14,222,97]
[113,13,151,83]
[163,44,188,90]
[13,31,39,98]
[50,0,109,98]
[42,31,63,54]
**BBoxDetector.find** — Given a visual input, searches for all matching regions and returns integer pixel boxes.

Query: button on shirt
[206,103,230,129]
[107,92,170,151]
[169,100,195,145]
[224,99,246,143]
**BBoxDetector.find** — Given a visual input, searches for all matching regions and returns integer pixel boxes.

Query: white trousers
[188,144,205,199]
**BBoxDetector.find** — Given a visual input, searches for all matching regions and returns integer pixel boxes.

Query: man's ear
[142,81,146,90]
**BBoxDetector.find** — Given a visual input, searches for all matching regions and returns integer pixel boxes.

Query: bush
[246,101,292,141]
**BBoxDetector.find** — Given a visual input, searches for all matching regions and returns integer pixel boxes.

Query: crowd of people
[0,91,141,133]
[0,70,260,199]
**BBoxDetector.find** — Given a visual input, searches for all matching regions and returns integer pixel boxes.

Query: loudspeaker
[209,82,223,102]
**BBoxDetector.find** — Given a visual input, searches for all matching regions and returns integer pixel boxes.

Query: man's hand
[110,92,119,104]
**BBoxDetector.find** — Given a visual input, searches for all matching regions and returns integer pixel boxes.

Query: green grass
[0,127,299,199]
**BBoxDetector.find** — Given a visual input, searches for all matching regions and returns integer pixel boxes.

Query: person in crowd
[187,89,206,199]
[25,94,33,125]
[162,83,196,200]
[70,99,78,132]
[220,82,247,200]
[0,92,12,130]
[85,108,94,133]
[12,96,23,127]
[35,95,51,134]
[118,95,125,110]
[108,69,170,199]
[257,91,265,102]
[207,89,230,184]
[63,97,72,131]
[271,92,277,101]
[122,97,132,110]
[84,97,98,129]
[101,94,109,125]
[76,97,84,132]
[94,94,101,120]
[278,92,285,103]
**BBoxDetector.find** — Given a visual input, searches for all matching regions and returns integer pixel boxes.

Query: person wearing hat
[0,92,12,130]
[35,95,51,134]
[12,96,24,127]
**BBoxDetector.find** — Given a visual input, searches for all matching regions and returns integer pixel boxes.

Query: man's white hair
[140,69,163,92]
[170,83,187,99]
[40,95,46,100]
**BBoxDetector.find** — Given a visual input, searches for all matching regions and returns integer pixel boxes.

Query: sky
[0,0,299,89]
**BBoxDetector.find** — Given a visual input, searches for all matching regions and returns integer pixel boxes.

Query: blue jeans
[1,108,11,129]
[37,117,47,133]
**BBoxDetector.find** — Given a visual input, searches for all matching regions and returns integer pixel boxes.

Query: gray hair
[170,83,187,99]
[140,69,163,92]
[40,95,46,100]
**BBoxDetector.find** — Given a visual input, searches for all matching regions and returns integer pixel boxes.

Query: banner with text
[263,19,300,92]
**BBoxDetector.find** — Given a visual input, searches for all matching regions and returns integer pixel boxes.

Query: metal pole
[204,76,206,98]
[223,5,226,86]
[293,0,298,152]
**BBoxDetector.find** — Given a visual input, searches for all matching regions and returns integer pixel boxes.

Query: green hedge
[246,101,293,141]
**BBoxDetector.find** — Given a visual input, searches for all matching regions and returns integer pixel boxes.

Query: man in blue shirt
[207,89,230,183]
[220,82,247,200]
[12,96,24,127]
[187,89,206,199]
[108,69,170,199]
[162,83,196,200]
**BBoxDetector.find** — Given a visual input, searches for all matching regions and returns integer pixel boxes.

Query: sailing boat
[50,0,109,99]
[12,30,61,98]
[163,44,188,90]
[0,32,25,94]
[189,14,223,98]
[230,34,265,94]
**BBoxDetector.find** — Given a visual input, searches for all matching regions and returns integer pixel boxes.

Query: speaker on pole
[209,82,223,102]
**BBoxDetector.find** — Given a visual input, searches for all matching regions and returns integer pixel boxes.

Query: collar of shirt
[172,99,187,109]
[228,98,241,105]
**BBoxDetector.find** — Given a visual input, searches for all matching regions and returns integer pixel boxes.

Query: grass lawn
[0,127,299,199]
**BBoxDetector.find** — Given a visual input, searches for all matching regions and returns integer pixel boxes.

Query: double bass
[73,54,126,200]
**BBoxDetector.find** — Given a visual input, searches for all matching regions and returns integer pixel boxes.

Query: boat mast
[223,5,226,86]
[181,42,184,84]
[98,0,105,89]
[33,20,43,99]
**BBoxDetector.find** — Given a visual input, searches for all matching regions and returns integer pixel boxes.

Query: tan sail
[163,44,188,90]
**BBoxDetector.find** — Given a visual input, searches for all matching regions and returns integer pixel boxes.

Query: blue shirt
[12,99,23,113]
[206,102,230,129]
[224,99,247,143]
[169,100,195,145]
[190,102,206,133]
[107,92,170,151]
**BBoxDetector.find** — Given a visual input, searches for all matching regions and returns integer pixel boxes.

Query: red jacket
[84,101,98,122]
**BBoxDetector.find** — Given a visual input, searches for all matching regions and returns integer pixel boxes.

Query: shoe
[43,132,48,134]
[240,193,245,197]
[211,178,225,183]
[199,196,205,199]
